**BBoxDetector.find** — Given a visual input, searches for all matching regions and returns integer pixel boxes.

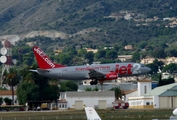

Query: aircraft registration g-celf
[31,46,151,85]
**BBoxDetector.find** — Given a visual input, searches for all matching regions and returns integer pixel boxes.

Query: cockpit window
[141,64,145,67]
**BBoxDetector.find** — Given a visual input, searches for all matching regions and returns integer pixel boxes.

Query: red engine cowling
[105,72,118,80]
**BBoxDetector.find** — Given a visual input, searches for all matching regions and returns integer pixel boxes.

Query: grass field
[0,108,174,120]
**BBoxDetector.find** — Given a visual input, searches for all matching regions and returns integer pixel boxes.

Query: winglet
[33,46,65,69]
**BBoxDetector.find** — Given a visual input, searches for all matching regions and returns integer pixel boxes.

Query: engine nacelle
[105,72,118,80]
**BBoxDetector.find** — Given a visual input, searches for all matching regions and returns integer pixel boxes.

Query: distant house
[54,49,62,55]
[54,50,62,53]
[124,45,133,50]
[140,58,155,64]
[85,48,98,53]
[103,46,113,50]
[140,57,177,65]
[75,45,81,50]
[118,55,132,62]
[162,72,173,79]
[163,17,170,21]
[26,42,36,47]
[165,57,177,65]
[0,90,18,105]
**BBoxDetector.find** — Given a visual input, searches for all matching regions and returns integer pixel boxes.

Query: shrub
[3,97,11,105]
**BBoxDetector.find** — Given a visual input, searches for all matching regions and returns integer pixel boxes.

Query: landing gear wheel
[90,81,94,85]
[93,80,98,85]
[90,80,98,85]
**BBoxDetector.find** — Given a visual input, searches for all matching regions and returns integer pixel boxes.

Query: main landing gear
[90,80,98,85]
[90,80,104,91]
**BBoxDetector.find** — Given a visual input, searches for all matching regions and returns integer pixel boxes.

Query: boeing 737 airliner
[31,46,151,85]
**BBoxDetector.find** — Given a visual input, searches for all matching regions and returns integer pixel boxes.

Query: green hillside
[0,0,177,47]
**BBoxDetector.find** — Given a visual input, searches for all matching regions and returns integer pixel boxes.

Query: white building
[127,78,154,108]
[145,82,177,108]
[0,90,18,105]
[126,77,177,109]
[59,91,115,110]
[118,55,132,62]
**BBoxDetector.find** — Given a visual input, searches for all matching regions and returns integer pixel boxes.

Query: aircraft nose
[146,67,151,73]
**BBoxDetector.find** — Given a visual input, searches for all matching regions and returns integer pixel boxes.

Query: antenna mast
[0,40,13,86]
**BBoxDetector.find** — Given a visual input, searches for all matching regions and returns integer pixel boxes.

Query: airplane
[173,108,177,116]
[31,46,151,85]
[85,106,101,120]
[169,108,177,120]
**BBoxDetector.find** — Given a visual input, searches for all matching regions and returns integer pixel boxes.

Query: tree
[137,41,147,49]
[132,52,140,62]
[157,74,162,87]
[17,66,60,106]
[110,87,125,100]
[78,49,87,57]
[59,81,78,92]
[100,59,115,64]
[57,53,72,65]
[3,97,12,105]
[106,50,117,60]
[113,44,119,51]
[17,81,40,105]
[158,75,175,87]
[95,49,106,59]
[162,63,177,73]
[4,68,20,105]
[0,97,3,105]
[84,52,94,64]
[146,59,164,74]
[165,49,177,57]
[42,85,59,101]
[152,47,166,58]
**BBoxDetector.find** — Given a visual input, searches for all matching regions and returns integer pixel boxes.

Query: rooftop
[0,90,16,95]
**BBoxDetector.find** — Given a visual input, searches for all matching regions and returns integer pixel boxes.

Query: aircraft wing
[88,69,105,79]
[85,107,101,120]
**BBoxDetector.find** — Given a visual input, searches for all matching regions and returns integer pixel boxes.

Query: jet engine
[105,72,118,80]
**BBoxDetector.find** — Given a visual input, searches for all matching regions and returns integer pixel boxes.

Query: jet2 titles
[115,64,133,75]
[34,47,55,68]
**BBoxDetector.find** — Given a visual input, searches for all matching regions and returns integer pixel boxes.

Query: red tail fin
[33,46,65,69]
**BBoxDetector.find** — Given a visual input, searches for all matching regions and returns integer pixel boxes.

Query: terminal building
[127,78,177,109]
[59,91,115,110]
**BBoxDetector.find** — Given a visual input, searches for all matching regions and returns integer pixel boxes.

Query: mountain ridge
[0,27,100,45]
[0,0,177,47]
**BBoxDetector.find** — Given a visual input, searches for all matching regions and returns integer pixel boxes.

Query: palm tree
[4,68,20,105]
[110,87,125,100]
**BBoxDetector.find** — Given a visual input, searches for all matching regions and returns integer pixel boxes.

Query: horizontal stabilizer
[29,68,49,73]
[37,68,50,73]
[29,70,38,73]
